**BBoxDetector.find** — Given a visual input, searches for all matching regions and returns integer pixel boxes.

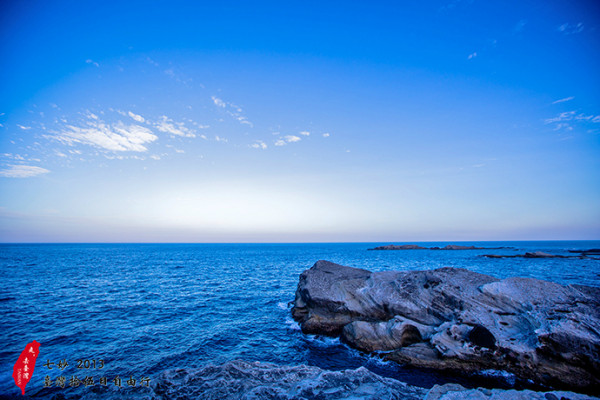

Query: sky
[0,0,599,242]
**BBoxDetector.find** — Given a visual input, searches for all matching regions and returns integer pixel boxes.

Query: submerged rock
[150,360,598,400]
[291,261,600,393]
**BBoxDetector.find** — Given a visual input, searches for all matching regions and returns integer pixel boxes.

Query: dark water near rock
[1,241,599,398]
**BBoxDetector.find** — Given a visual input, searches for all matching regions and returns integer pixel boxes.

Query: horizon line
[1,239,598,245]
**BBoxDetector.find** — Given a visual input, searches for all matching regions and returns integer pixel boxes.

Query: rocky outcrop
[291,261,600,394]
[425,383,598,400]
[151,360,427,399]
[150,360,598,400]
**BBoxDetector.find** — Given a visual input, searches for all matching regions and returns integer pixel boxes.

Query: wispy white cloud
[558,22,584,35]
[128,111,145,123]
[2,153,25,161]
[552,96,574,104]
[575,114,600,123]
[274,135,303,146]
[285,135,301,143]
[0,164,50,178]
[322,133,330,138]
[299,131,310,136]
[17,125,31,130]
[467,52,477,60]
[211,95,253,127]
[544,110,600,131]
[545,111,576,124]
[236,116,253,127]
[215,135,228,143]
[212,96,226,108]
[154,116,195,137]
[250,140,267,150]
[85,59,100,67]
[54,114,158,152]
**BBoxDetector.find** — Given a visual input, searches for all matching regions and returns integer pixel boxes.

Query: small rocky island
[291,261,600,395]
[482,251,594,259]
[369,244,509,250]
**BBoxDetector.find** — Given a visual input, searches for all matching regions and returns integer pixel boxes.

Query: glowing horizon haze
[0,1,599,242]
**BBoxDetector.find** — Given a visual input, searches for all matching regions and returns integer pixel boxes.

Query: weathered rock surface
[151,360,427,399]
[291,261,600,393]
[425,383,598,400]
[150,360,598,400]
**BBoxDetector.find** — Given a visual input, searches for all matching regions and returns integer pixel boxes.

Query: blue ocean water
[0,241,599,398]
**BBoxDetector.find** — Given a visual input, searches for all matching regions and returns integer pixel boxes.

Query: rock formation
[291,261,600,394]
[151,360,427,400]
[150,360,598,400]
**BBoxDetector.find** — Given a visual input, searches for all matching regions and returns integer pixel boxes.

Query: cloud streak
[544,110,600,131]
[154,116,195,137]
[0,165,50,178]
[552,97,574,104]
[54,115,158,152]
[211,95,253,127]
[558,23,584,35]
[128,111,145,123]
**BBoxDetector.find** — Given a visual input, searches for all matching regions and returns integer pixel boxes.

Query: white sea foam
[285,316,301,331]
[479,369,517,385]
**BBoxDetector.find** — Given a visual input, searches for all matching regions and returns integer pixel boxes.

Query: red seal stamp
[13,341,41,395]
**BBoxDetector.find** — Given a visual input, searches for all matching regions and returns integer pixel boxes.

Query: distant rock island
[569,248,600,256]
[368,244,510,251]
[291,261,600,394]
[483,251,599,259]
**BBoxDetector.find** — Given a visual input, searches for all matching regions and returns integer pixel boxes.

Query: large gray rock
[291,261,600,393]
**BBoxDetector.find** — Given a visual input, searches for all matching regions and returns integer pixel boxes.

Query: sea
[1,241,599,399]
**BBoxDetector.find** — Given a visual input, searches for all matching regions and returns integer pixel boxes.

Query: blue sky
[0,0,599,242]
